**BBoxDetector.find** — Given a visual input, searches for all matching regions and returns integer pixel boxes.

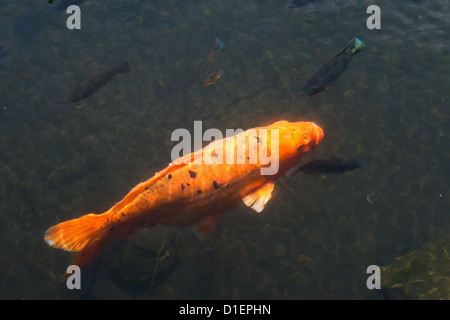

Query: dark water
[0,0,449,299]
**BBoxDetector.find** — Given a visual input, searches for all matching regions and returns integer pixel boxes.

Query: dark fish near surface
[289,0,324,9]
[300,38,367,97]
[50,0,88,11]
[289,157,362,177]
[201,38,225,86]
[0,42,10,63]
[69,61,131,102]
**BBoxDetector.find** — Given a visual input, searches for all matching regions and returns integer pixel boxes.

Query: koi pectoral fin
[193,212,224,239]
[242,181,275,213]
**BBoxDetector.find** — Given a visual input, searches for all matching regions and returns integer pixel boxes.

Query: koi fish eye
[297,144,304,151]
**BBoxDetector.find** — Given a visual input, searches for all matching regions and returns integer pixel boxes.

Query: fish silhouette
[288,157,363,177]
[300,38,367,97]
[201,38,225,86]
[69,61,131,102]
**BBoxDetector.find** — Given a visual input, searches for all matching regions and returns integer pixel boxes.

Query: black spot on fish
[168,174,172,180]
[181,184,185,190]
[213,181,220,189]
[254,136,262,144]
[187,183,190,186]
[145,186,149,190]
[188,170,197,179]
[109,226,115,232]
[197,190,203,194]
[121,213,125,216]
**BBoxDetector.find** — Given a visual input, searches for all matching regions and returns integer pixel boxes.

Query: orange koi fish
[44,120,323,269]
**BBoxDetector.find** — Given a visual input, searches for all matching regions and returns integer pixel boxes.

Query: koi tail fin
[45,213,110,268]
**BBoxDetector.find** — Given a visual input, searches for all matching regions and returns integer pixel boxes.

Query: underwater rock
[381,235,450,300]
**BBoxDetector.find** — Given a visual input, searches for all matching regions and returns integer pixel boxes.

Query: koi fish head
[265,121,324,173]
[284,121,323,154]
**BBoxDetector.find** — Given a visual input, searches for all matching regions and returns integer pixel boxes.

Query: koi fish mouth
[301,122,324,149]
[312,123,324,148]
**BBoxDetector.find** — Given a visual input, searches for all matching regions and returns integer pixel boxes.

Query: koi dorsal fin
[108,162,186,214]
[242,181,275,213]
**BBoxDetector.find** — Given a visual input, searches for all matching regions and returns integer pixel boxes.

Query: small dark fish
[289,157,363,177]
[300,38,367,97]
[201,38,225,86]
[69,61,131,102]
[50,0,88,11]
[0,42,10,63]
[289,0,324,9]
